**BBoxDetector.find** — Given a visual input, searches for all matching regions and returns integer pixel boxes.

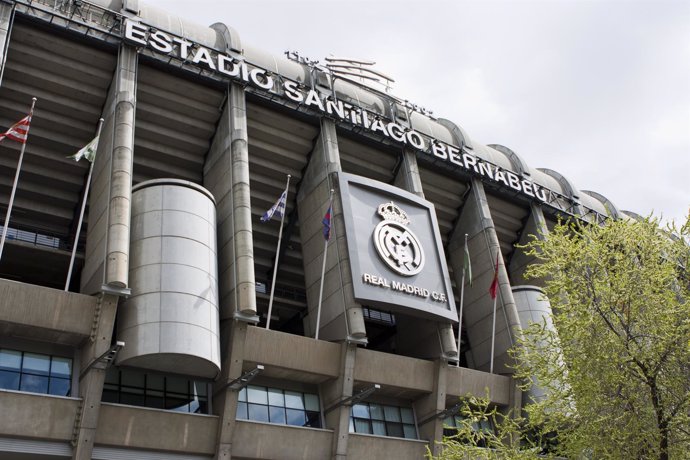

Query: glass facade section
[102,367,209,414]
[443,413,494,442]
[0,349,71,396]
[236,385,321,428]
[350,403,417,439]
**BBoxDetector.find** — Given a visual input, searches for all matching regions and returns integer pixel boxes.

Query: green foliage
[427,395,551,460]
[515,215,690,459]
[431,215,690,460]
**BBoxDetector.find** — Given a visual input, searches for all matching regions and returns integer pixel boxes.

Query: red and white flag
[0,115,32,144]
[489,253,500,299]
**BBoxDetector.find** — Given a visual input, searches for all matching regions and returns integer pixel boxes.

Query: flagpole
[265,174,290,330]
[314,189,334,341]
[456,233,468,367]
[0,97,37,262]
[64,118,104,291]
[489,254,499,374]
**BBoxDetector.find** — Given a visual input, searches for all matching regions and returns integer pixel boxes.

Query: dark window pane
[352,403,369,419]
[193,381,207,397]
[305,411,321,428]
[400,407,415,424]
[304,393,320,411]
[102,389,119,403]
[0,350,21,371]
[372,420,386,436]
[354,418,372,434]
[104,367,119,385]
[369,404,384,420]
[386,422,404,438]
[147,373,164,390]
[22,354,50,376]
[166,395,191,412]
[120,392,145,406]
[384,406,401,422]
[50,357,71,378]
[403,424,417,439]
[48,377,71,396]
[20,374,49,393]
[269,405,286,424]
[0,370,20,390]
[197,399,208,414]
[166,376,188,394]
[248,403,269,422]
[147,395,165,409]
[121,369,145,388]
[236,402,248,419]
[286,408,306,426]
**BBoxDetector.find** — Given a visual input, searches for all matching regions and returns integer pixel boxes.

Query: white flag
[69,135,99,162]
[261,189,288,222]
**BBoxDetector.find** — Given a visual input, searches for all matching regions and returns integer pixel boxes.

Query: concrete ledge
[95,403,218,455]
[232,420,333,460]
[445,366,512,406]
[243,327,341,383]
[348,433,428,460]
[0,279,96,345]
[354,348,435,395]
[0,390,79,441]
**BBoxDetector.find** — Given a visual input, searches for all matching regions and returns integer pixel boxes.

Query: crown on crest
[377,202,409,225]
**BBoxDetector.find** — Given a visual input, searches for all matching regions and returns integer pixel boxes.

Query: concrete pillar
[393,148,458,359]
[297,119,366,341]
[71,293,119,460]
[509,203,548,286]
[203,83,256,319]
[447,178,522,374]
[212,320,249,459]
[81,44,137,294]
[0,1,13,88]
[321,342,357,460]
[414,358,448,456]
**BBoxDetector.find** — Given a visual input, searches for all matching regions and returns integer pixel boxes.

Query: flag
[322,202,332,240]
[489,253,499,299]
[463,239,472,286]
[0,115,31,144]
[69,135,99,162]
[261,189,287,222]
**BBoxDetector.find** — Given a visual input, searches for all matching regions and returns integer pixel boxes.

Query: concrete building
[0,1,632,459]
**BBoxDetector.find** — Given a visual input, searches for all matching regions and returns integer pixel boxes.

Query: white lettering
[149,30,173,53]
[283,80,304,102]
[192,47,216,70]
[124,20,148,46]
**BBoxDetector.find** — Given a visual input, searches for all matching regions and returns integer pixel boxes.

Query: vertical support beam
[204,83,256,320]
[447,178,522,373]
[212,320,249,459]
[394,148,458,359]
[0,1,14,88]
[81,45,137,294]
[414,358,448,456]
[509,202,548,286]
[298,119,365,341]
[321,342,357,460]
[71,293,119,460]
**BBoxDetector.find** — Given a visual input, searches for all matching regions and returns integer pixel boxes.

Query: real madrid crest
[373,202,425,276]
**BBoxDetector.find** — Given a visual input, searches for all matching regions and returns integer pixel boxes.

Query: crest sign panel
[339,174,457,322]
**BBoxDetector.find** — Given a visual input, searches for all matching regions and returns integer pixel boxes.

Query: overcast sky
[144,0,689,225]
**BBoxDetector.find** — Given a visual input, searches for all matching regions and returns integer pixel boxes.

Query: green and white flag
[69,135,99,162]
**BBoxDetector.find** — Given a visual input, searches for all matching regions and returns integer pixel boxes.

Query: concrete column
[414,358,448,456]
[321,342,357,460]
[71,293,119,460]
[508,202,548,286]
[393,148,458,359]
[81,44,137,294]
[0,1,13,88]
[203,83,256,319]
[447,178,522,374]
[212,320,249,459]
[297,119,366,341]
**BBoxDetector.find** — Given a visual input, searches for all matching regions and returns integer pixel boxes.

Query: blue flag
[261,189,287,222]
[322,203,332,240]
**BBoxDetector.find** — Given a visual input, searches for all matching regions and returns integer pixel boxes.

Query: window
[236,385,321,428]
[0,349,72,396]
[102,367,209,414]
[350,403,417,439]
[443,413,493,446]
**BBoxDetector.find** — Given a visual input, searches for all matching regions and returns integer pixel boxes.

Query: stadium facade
[0,1,634,459]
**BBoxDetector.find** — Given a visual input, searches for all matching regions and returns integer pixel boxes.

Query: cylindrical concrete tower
[512,285,555,404]
[116,179,221,379]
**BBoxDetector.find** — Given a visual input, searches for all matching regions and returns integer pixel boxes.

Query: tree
[516,215,690,459]
[430,215,690,460]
